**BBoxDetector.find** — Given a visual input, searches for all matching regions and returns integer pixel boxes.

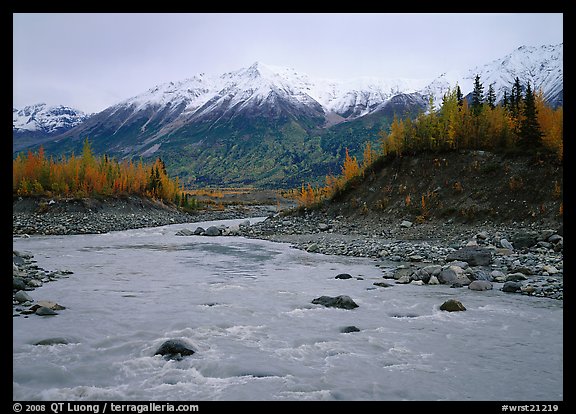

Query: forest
[296,76,563,208]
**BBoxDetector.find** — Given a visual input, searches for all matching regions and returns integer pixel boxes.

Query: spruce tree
[456,84,464,109]
[509,77,522,118]
[518,82,543,150]
[471,74,484,115]
[487,83,496,109]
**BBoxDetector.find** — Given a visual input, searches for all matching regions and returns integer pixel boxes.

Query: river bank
[13,196,563,303]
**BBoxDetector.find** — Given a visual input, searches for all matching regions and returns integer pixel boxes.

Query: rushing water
[13,219,563,401]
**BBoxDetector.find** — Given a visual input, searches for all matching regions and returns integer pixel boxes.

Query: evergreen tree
[486,83,496,110]
[456,84,464,109]
[509,77,523,118]
[518,82,543,150]
[471,75,484,115]
[502,90,509,109]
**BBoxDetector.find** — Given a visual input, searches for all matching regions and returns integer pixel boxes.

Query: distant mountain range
[13,43,563,188]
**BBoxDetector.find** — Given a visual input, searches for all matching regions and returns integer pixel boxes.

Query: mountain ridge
[13,43,563,188]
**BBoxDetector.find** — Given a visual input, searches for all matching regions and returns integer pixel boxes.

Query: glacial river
[13,219,563,401]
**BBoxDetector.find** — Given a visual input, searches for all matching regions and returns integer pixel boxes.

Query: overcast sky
[13,13,563,114]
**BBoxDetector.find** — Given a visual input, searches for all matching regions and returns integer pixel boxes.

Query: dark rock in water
[154,339,196,360]
[14,290,33,303]
[468,280,493,291]
[502,281,523,293]
[506,273,528,282]
[35,306,58,316]
[33,337,71,346]
[193,227,205,235]
[446,247,492,266]
[175,229,194,236]
[335,273,353,279]
[373,282,393,288]
[312,295,359,309]
[13,277,27,291]
[440,299,466,312]
[204,226,221,236]
[340,326,361,333]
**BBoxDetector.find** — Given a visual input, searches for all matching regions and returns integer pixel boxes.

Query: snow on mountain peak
[13,103,89,134]
[464,43,563,103]
[103,43,563,127]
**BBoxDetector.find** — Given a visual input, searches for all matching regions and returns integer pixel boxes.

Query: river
[13,219,563,401]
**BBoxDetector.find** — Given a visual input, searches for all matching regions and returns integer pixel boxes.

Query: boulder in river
[340,326,361,333]
[34,306,58,316]
[335,273,353,279]
[204,226,221,236]
[154,339,196,360]
[312,295,359,309]
[468,280,493,291]
[502,281,523,293]
[440,299,466,312]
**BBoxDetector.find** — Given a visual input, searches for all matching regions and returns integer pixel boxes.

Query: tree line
[13,138,197,209]
[297,76,563,208]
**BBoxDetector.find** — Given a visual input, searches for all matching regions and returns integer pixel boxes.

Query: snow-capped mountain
[463,43,563,106]
[15,43,562,187]
[13,103,89,134]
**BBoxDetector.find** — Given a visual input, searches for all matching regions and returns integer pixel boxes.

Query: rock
[476,231,489,240]
[468,280,493,291]
[440,299,466,312]
[14,291,33,303]
[33,337,70,346]
[311,295,359,309]
[340,326,360,333]
[373,282,393,288]
[512,232,537,249]
[204,226,221,236]
[469,269,492,281]
[13,277,27,291]
[542,265,559,274]
[193,227,205,235]
[396,275,411,284]
[154,339,196,360]
[446,247,492,266]
[175,229,194,236]
[35,306,58,316]
[410,280,424,285]
[521,285,537,294]
[394,267,414,280]
[400,220,413,228]
[438,266,471,286]
[428,275,440,285]
[227,224,240,235]
[36,301,66,310]
[500,239,514,250]
[502,281,523,293]
[422,265,442,276]
[506,273,527,282]
[335,273,353,279]
[490,270,507,282]
[318,223,330,231]
[548,234,562,244]
[27,279,43,288]
[306,243,319,253]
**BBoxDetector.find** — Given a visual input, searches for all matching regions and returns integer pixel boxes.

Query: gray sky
[13,13,563,114]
